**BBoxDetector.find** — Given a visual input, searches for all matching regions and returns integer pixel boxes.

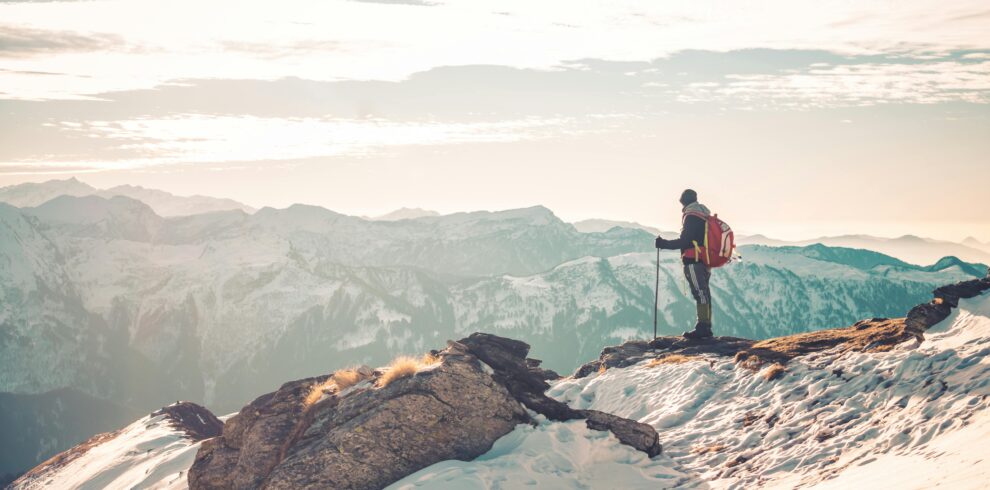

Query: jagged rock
[905,278,990,339]
[459,333,661,457]
[152,401,223,441]
[575,336,756,378]
[189,333,660,490]
[933,278,990,307]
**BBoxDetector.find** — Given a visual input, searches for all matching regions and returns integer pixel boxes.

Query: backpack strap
[682,211,711,264]
[682,211,708,224]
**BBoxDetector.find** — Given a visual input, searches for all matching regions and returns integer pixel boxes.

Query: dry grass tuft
[691,443,727,455]
[420,352,440,366]
[303,379,333,407]
[725,455,748,468]
[377,353,441,388]
[332,368,367,391]
[763,363,786,381]
[736,353,766,371]
[646,354,695,367]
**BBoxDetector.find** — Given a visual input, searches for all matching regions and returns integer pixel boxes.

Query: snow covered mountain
[0,178,255,217]
[963,236,990,253]
[0,178,96,208]
[572,218,665,236]
[0,194,984,480]
[740,233,990,267]
[13,278,990,489]
[371,207,441,221]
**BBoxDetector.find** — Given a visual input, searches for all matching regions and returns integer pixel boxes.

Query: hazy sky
[1,0,988,240]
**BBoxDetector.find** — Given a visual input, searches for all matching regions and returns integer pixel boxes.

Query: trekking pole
[653,247,660,340]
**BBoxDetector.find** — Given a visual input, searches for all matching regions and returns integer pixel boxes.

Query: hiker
[655,189,716,339]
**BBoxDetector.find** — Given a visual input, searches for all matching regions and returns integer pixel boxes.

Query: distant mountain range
[0,178,255,217]
[738,233,990,268]
[3,179,985,266]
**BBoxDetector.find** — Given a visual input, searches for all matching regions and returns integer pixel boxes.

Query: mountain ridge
[0,178,255,217]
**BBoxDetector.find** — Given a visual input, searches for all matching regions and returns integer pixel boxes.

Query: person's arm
[660,214,705,250]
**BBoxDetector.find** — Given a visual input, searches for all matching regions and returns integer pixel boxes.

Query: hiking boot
[683,322,713,340]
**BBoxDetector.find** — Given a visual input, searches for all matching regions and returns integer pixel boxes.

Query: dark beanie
[679,189,697,206]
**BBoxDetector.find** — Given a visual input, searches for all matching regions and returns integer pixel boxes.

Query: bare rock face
[905,278,990,339]
[458,333,662,457]
[573,336,756,378]
[152,402,223,441]
[189,333,660,490]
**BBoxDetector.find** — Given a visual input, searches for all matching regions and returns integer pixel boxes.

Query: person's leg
[698,264,712,331]
[682,262,713,338]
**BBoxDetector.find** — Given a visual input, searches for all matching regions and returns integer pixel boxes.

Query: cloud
[7,114,584,170]
[219,39,344,59]
[0,0,988,100]
[348,0,439,5]
[675,60,990,108]
[0,24,125,58]
[0,164,97,175]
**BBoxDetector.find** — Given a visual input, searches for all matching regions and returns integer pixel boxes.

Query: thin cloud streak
[5,114,589,170]
[0,24,126,57]
[674,60,990,108]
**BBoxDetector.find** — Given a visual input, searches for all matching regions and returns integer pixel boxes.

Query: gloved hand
[655,236,667,249]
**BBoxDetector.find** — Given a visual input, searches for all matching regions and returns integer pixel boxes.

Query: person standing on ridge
[655,189,715,339]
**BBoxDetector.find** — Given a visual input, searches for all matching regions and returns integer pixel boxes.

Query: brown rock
[190,332,664,490]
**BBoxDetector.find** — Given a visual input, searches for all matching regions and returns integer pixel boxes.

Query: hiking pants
[683,262,711,305]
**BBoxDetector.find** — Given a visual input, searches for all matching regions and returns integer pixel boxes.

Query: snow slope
[388,416,699,490]
[545,289,990,489]
[10,413,203,490]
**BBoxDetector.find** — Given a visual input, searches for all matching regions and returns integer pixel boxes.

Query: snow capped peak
[0,179,254,217]
[894,234,931,243]
[25,194,163,242]
[98,185,255,216]
[371,207,440,221]
[572,218,663,235]
[0,178,96,208]
[252,203,353,231]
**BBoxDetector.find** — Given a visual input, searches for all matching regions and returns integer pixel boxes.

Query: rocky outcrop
[905,277,990,339]
[576,277,990,378]
[152,401,223,440]
[189,333,660,490]
[458,333,661,457]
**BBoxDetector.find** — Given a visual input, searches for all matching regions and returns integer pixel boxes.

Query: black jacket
[659,203,709,263]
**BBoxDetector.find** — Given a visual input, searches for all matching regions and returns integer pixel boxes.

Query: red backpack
[682,212,735,268]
